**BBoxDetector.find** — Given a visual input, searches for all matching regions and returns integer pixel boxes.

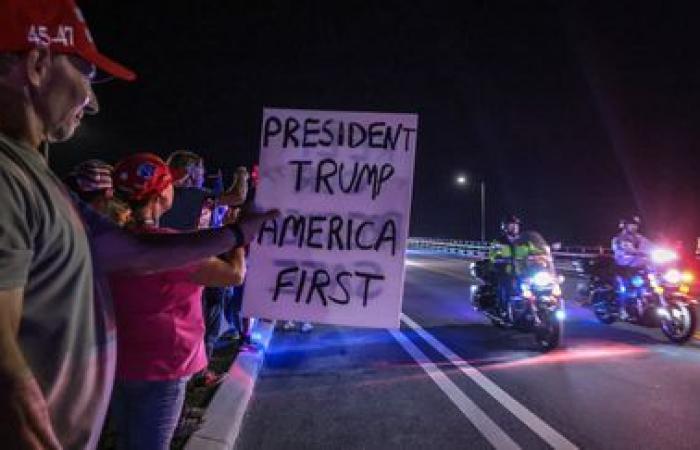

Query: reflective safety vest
[489,238,544,275]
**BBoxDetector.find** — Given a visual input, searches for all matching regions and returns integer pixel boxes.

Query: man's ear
[25,47,52,88]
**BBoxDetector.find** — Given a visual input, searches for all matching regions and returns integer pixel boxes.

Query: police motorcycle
[585,247,697,344]
[469,232,566,351]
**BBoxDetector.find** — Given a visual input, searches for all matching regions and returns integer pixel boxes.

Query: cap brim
[80,49,136,82]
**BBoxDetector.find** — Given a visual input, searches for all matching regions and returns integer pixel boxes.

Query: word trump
[289,159,394,200]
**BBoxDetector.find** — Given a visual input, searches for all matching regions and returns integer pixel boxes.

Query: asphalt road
[234,250,700,450]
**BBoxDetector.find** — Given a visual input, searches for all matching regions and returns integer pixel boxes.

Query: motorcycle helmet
[618,215,641,230]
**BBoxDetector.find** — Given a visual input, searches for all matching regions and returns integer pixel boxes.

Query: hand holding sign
[237,207,280,244]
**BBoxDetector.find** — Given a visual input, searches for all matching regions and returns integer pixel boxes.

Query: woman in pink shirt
[109,153,246,450]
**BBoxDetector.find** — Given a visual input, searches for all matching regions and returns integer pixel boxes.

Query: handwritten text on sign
[242,108,418,328]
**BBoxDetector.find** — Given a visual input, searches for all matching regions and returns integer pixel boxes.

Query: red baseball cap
[113,153,173,202]
[0,0,136,81]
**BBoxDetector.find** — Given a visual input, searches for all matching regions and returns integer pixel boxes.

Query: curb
[185,319,276,450]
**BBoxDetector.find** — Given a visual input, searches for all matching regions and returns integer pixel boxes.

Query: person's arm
[80,196,277,274]
[92,226,237,273]
[527,242,547,256]
[190,247,247,287]
[0,288,61,450]
[639,235,654,254]
[489,242,509,263]
[218,191,245,207]
[0,169,62,448]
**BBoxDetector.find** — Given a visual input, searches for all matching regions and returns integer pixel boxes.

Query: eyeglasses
[65,54,97,81]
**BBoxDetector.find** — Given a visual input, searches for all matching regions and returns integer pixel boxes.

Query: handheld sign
[242,108,418,328]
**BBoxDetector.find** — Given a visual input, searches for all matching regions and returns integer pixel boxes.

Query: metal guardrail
[408,237,610,257]
[408,238,489,257]
[407,237,611,275]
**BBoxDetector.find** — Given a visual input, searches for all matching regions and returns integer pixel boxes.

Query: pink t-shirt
[109,227,207,381]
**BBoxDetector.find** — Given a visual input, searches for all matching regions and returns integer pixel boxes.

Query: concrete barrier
[185,319,276,450]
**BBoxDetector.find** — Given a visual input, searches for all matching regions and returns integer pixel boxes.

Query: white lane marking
[389,329,521,450]
[401,313,579,450]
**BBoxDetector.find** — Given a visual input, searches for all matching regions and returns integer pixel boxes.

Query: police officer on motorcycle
[488,215,545,317]
[611,216,653,318]
[612,216,652,268]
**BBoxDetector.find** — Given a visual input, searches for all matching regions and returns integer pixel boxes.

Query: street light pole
[455,174,486,241]
[480,180,486,242]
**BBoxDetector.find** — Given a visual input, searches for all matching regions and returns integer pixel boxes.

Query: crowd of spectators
[63,150,265,448]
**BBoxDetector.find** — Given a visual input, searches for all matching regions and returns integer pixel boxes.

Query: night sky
[54,1,700,248]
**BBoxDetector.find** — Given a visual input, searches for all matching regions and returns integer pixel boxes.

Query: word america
[258,214,397,256]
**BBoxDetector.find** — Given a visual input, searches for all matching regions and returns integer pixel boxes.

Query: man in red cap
[0,1,277,449]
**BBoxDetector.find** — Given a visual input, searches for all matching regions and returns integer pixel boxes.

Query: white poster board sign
[242,108,418,328]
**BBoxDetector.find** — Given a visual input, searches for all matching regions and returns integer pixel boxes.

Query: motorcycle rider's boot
[498,298,509,319]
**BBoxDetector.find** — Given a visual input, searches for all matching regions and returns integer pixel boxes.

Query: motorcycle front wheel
[593,301,616,324]
[591,290,616,324]
[661,304,697,344]
[535,311,563,352]
[491,318,506,328]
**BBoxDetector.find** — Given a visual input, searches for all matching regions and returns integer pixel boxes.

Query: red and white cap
[69,159,114,192]
[0,0,136,81]
[114,153,173,202]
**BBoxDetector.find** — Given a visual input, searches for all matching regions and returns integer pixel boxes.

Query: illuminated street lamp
[455,173,486,242]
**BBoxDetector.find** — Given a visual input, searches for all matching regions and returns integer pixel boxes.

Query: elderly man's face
[35,53,97,143]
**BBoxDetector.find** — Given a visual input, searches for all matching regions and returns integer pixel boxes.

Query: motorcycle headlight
[531,271,554,287]
[648,273,659,288]
[631,275,645,288]
[520,283,534,299]
[663,269,682,285]
[651,248,678,265]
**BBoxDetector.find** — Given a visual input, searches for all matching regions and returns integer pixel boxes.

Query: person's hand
[222,206,241,226]
[234,166,249,179]
[0,375,62,450]
[222,167,249,207]
[233,167,249,191]
[236,206,280,244]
